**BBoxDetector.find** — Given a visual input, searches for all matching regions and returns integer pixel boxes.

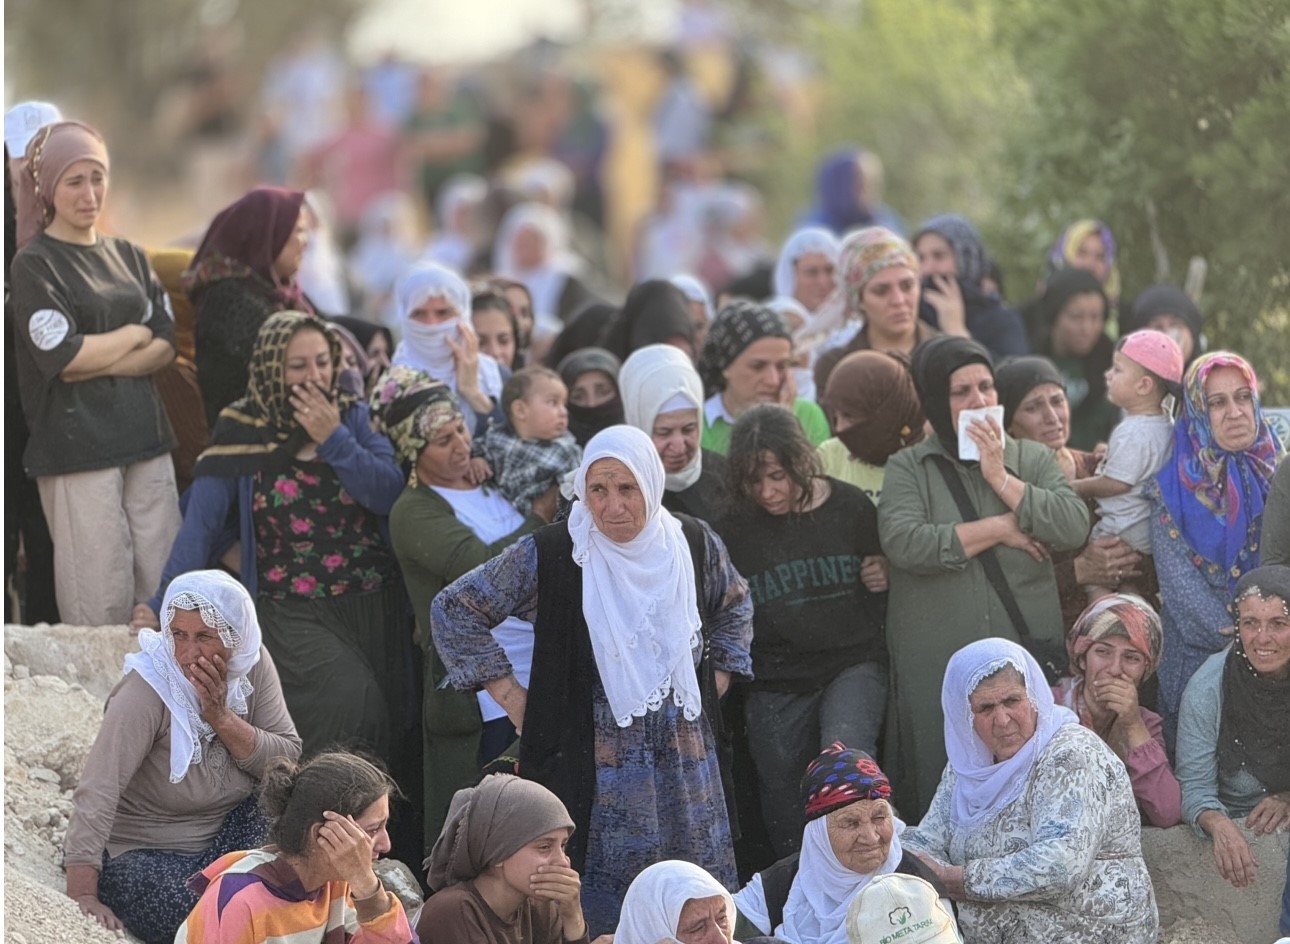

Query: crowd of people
[4,38,1290,944]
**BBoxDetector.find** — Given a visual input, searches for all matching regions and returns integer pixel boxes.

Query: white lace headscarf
[941,638,1077,825]
[568,426,704,727]
[491,201,580,322]
[122,571,262,783]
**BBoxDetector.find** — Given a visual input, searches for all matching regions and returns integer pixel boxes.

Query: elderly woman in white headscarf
[492,201,596,327]
[904,638,1158,944]
[619,344,727,522]
[431,425,753,935]
[617,860,739,944]
[64,570,301,944]
[390,260,504,434]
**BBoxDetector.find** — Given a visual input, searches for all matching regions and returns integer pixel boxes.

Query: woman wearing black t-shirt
[10,120,181,627]
[717,404,889,859]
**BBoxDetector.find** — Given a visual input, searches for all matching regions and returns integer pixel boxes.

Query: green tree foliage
[993,0,1290,399]
[757,0,1028,237]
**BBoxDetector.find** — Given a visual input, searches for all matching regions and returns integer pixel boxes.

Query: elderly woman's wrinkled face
[1081,634,1149,688]
[585,458,648,543]
[675,895,733,944]
[409,295,459,325]
[947,363,997,432]
[825,799,894,874]
[793,251,837,311]
[1204,365,1258,453]
[1008,382,1070,451]
[1236,593,1290,679]
[416,417,472,487]
[1049,293,1105,357]
[651,408,700,474]
[969,668,1037,763]
[169,608,231,675]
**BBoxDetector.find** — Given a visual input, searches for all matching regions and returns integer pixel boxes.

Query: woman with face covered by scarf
[390,260,505,435]
[186,187,313,425]
[135,312,411,773]
[1147,352,1283,743]
[1052,594,1181,827]
[818,350,926,505]
[1176,565,1290,890]
[9,120,182,627]
[557,346,624,447]
[877,336,1089,817]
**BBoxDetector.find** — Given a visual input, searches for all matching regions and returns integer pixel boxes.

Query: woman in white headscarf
[670,273,715,352]
[432,426,753,935]
[492,201,596,326]
[390,260,503,434]
[64,570,301,944]
[904,638,1158,944]
[617,860,739,944]
[620,344,727,522]
[773,226,840,316]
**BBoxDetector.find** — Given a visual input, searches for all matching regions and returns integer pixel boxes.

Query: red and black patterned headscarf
[801,741,891,821]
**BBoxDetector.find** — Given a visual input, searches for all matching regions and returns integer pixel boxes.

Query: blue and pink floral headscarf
[1157,352,1282,592]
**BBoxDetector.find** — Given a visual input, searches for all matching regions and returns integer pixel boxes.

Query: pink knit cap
[1119,329,1184,384]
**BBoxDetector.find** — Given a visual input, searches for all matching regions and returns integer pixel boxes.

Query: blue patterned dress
[431,523,753,933]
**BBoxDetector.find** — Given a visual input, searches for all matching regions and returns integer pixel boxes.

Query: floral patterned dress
[252,459,396,597]
[905,724,1159,944]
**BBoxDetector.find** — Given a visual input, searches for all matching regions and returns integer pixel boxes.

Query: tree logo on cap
[889,906,912,926]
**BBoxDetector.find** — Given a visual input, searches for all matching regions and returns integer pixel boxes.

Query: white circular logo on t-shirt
[29,309,70,351]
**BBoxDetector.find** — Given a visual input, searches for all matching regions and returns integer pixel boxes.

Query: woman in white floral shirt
[904,638,1158,943]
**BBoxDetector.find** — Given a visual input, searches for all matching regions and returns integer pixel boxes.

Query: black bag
[930,456,1068,684]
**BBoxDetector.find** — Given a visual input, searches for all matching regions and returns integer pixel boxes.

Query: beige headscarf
[424,774,574,890]
[15,120,109,249]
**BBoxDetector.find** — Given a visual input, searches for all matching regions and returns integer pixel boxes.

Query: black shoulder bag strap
[928,455,1065,682]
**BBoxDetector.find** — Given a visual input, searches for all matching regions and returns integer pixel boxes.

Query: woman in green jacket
[877,336,1088,818]
[373,367,557,853]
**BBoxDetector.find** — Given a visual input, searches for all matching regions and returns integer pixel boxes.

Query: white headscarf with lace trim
[123,571,262,783]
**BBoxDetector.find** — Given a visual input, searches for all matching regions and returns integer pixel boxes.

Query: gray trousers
[745,660,887,857]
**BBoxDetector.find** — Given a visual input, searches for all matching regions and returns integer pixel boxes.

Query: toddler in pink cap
[1073,329,1184,600]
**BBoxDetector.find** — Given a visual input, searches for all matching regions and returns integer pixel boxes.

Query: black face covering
[910,335,994,455]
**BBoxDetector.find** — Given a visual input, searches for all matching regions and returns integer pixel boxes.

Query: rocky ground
[4,622,1284,942]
